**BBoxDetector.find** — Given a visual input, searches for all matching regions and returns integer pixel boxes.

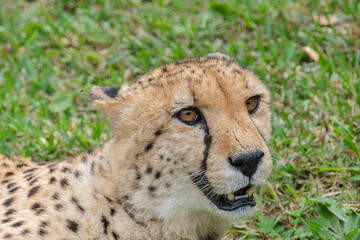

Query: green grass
[0,0,359,239]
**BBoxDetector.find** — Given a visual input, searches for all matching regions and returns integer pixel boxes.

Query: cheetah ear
[204,52,234,61]
[88,85,130,113]
[88,85,121,101]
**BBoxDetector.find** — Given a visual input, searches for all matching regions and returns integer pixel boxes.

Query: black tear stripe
[201,120,212,172]
[104,87,120,98]
[191,118,213,196]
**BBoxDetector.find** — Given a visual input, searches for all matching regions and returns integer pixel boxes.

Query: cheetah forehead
[136,53,241,87]
[131,54,269,103]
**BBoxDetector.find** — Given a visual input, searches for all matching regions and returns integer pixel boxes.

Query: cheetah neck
[86,140,231,240]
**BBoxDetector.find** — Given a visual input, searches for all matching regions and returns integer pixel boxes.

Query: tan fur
[0,53,272,240]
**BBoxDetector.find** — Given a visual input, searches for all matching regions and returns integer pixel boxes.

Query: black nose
[229,149,264,177]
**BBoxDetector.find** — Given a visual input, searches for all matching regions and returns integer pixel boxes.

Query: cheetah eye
[246,96,260,114]
[176,107,202,125]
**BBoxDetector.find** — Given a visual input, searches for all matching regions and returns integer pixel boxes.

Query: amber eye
[246,96,259,114]
[177,108,202,125]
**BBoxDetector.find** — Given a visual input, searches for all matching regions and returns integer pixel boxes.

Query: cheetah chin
[0,53,272,240]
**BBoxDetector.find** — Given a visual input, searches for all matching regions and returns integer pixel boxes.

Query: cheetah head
[89,53,272,222]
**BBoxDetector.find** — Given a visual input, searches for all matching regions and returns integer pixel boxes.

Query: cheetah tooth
[245,186,255,196]
[227,193,235,201]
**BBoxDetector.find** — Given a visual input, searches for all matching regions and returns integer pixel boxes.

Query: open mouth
[206,185,256,211]
[192,172,256,211]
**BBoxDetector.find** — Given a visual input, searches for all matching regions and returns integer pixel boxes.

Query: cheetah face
[174,105,264,212]
[89,53,272,220]
[167,85,272,219]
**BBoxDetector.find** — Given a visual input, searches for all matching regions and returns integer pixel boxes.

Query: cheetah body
[0,53,272,240]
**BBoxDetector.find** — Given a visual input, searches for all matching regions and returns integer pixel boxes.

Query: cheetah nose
[229,149,264,177]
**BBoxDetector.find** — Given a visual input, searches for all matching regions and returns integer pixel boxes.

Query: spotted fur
[0,53,272,240]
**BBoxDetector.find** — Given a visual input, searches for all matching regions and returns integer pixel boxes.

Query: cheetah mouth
[206,185,256,211]
[192,173,256,211]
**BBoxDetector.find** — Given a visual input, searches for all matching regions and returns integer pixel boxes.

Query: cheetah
[0,53,272,240]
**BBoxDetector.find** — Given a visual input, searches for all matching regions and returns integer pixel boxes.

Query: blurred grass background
[0,0,359,239]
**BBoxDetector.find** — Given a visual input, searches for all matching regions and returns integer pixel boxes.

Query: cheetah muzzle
[0,53,272,240]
